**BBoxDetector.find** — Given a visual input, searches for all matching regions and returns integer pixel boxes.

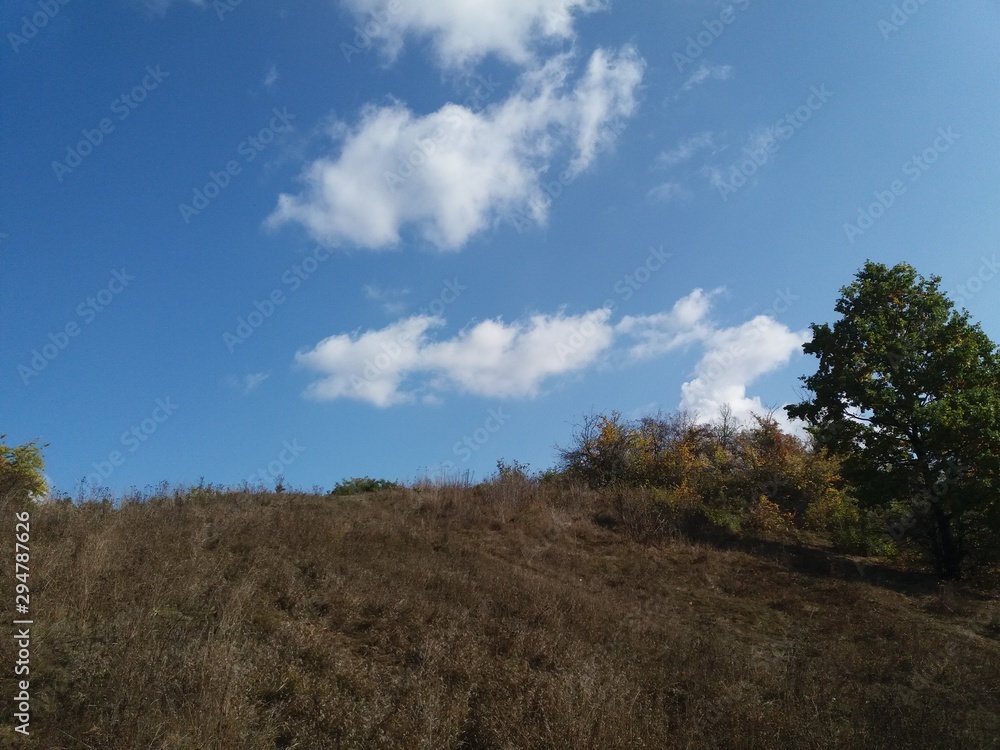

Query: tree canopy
[787,261,1000,577]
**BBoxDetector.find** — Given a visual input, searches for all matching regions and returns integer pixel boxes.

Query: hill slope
[3,484,999,749]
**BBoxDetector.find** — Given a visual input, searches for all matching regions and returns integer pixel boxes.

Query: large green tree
[787,261,1000,578]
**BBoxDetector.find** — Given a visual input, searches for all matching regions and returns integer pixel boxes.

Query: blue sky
[3,0,999,496]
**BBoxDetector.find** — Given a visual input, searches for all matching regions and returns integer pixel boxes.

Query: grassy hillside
[2,480,999,749]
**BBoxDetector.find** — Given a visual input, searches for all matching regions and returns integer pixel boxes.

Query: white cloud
[132,0,203,15]
[422,308,615,397]
[617,288,721,359]
[263,64,279,90]
[747,125,780,155]
[656,131,716,168]
[647,181,691,203]
[702,164,731,194]
[226,370,273,395]
[267,46,644,250]
[566,47,646,178]
[701,125,784,196]
[617,290,809,428]
[342,0,607,69]
[680,63,732,93]
[678,316,809,428]
[296,316,443,407]
[295,289,808,418]
[363,283,411,315]
[295,309,614,405]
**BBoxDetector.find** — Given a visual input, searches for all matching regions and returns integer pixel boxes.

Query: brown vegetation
[1,477,998,749]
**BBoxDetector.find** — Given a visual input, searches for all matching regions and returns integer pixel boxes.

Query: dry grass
[1,481,998,749]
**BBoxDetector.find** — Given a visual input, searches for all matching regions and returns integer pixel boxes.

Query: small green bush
[494,458,532,482]
[328,476,400,496]
[0,435,48,505]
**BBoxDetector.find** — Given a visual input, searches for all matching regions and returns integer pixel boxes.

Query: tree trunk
[931,504,962,579]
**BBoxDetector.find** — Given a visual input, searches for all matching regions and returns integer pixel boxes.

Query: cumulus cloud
[295,309,614,405]
[296,289,808,417]
[678,317,809,427]
[295,316,442,407]
[616,288,721,359]
[267,46,644,250]
[341,0,607,69]
[421,308,615,397]
[617,291,808,426]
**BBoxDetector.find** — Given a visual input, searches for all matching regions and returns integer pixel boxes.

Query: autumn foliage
[0,435,47,507]
[557,408,883,550]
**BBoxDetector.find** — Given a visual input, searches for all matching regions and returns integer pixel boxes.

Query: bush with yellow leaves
[558,407,877,545]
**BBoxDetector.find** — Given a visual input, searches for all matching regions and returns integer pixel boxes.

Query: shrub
[559,408,876,545]
[493,458,532,482]
[328,476,400,496]
[557,411,637,488]
[805,488,898,556]
[746,495,796,536]
[0,435,48,505]
[476,459,540,506]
